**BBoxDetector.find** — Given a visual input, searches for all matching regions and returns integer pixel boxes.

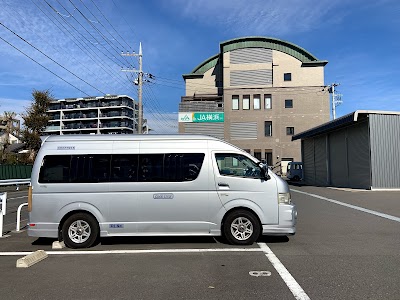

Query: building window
[265,151,273,166]
[254,150,261,160]
[264,95,272,109]
[286,127,294,135]
[243,95,250,110]
[284,73,292,81]
[285,99,293,108]
[264,121,272,137]
[232,95,239,110]
[253,95,261,110]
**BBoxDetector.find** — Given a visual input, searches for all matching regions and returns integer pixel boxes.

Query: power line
[0,21,106,94]
[33,0,135,93]
[0,33,90,96]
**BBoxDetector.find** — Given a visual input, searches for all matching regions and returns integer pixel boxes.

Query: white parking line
[7,196,28,200]
[0,248,264,256]
[291,189,400,223]
[258,242,310,300]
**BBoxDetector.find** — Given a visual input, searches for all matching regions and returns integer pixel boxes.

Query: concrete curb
[16,250,48,268]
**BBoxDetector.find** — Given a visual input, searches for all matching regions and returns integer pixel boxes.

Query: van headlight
[278,193,291,204]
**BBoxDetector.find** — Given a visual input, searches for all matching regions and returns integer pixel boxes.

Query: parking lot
[1,185,399,300]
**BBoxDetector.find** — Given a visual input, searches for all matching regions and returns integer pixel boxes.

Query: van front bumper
[262,203,297,236]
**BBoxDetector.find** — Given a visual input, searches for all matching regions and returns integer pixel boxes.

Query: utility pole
[121,42,143,134]
[328,83,342,120]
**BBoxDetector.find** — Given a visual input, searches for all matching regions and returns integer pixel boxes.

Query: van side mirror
[259,163,271,180]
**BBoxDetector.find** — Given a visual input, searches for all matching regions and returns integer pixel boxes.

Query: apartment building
[179,36,330,168]
[44,95,139,135]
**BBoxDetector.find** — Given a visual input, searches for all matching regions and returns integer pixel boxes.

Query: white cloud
[145,112,178,134]
[0,98,31,116]
[166,0,343,36]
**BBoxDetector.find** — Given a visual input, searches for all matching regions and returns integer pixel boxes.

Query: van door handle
[218,182,229,187]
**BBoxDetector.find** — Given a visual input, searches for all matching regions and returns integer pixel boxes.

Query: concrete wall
[181,46,329,166]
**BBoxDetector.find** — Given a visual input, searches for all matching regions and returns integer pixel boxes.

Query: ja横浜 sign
[178,112,224,123]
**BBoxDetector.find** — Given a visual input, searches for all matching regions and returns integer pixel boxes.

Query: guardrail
[0,178,31,188]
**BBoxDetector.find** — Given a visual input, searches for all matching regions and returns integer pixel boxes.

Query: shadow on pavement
[100,235,220,246]
[29,235,290,248]
[258,235,289,243]
[32,237,57,246]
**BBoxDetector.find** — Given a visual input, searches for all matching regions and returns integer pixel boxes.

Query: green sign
[193,112,224,123]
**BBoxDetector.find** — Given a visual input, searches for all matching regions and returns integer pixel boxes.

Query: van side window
[39,155,71,183]
[139,153,205,182]
[164,153,205,182]
[39,154,111,183]
[215,154,261,178]
[70,155,111,183]
[111,154,138,182]
[139,154,164,182]
[39,153,205,183]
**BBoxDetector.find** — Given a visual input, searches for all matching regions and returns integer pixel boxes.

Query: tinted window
[39,153,205,183]
[111,154,138,182]
[164,153,204,182]
[39,154,111,183]
[140,153,205,182]
[138,154,164,182]
[39,155,71,183]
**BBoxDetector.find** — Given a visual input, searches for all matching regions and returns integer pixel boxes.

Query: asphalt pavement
[0,185,399,300]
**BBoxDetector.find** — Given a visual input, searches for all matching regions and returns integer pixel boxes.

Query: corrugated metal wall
[329,130,348,187]
[369,114,400,189]
[347,120,371,188]
[230,122,257,140]
[183,123,224,139]
[302,139,315,184]
[301,120,371,189]
[230,48,272,64]
[314,136,328,186]
[301,137,328,185]
[230,69,272,86]
[179,101,223,112]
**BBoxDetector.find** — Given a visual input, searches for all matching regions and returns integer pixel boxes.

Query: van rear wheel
[223,210,260,245]
[61,213,99,249]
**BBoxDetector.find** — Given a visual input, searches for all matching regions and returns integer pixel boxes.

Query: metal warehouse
[292,110,400,190]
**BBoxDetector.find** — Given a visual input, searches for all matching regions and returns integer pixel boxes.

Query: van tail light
[28,186,32,212]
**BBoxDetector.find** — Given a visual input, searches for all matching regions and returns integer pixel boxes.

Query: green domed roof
[183,36,327,78]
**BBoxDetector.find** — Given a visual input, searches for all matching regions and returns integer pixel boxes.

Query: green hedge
[0,164,33,180]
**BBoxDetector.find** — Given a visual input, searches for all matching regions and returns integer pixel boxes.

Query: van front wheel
[223,210,260,245]
[61,213,99,249]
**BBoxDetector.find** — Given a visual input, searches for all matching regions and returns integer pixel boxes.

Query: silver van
[28,135,297,248]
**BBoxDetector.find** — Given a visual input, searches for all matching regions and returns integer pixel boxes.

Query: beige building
[179,36,330,171]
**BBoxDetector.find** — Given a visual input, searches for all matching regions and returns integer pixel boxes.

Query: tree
[21,89,54,161]
[1,111,17,162]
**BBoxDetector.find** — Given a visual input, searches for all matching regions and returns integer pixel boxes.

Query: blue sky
[0,0,399,133]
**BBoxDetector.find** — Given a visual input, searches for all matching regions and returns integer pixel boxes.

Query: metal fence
[0,164,33,180]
